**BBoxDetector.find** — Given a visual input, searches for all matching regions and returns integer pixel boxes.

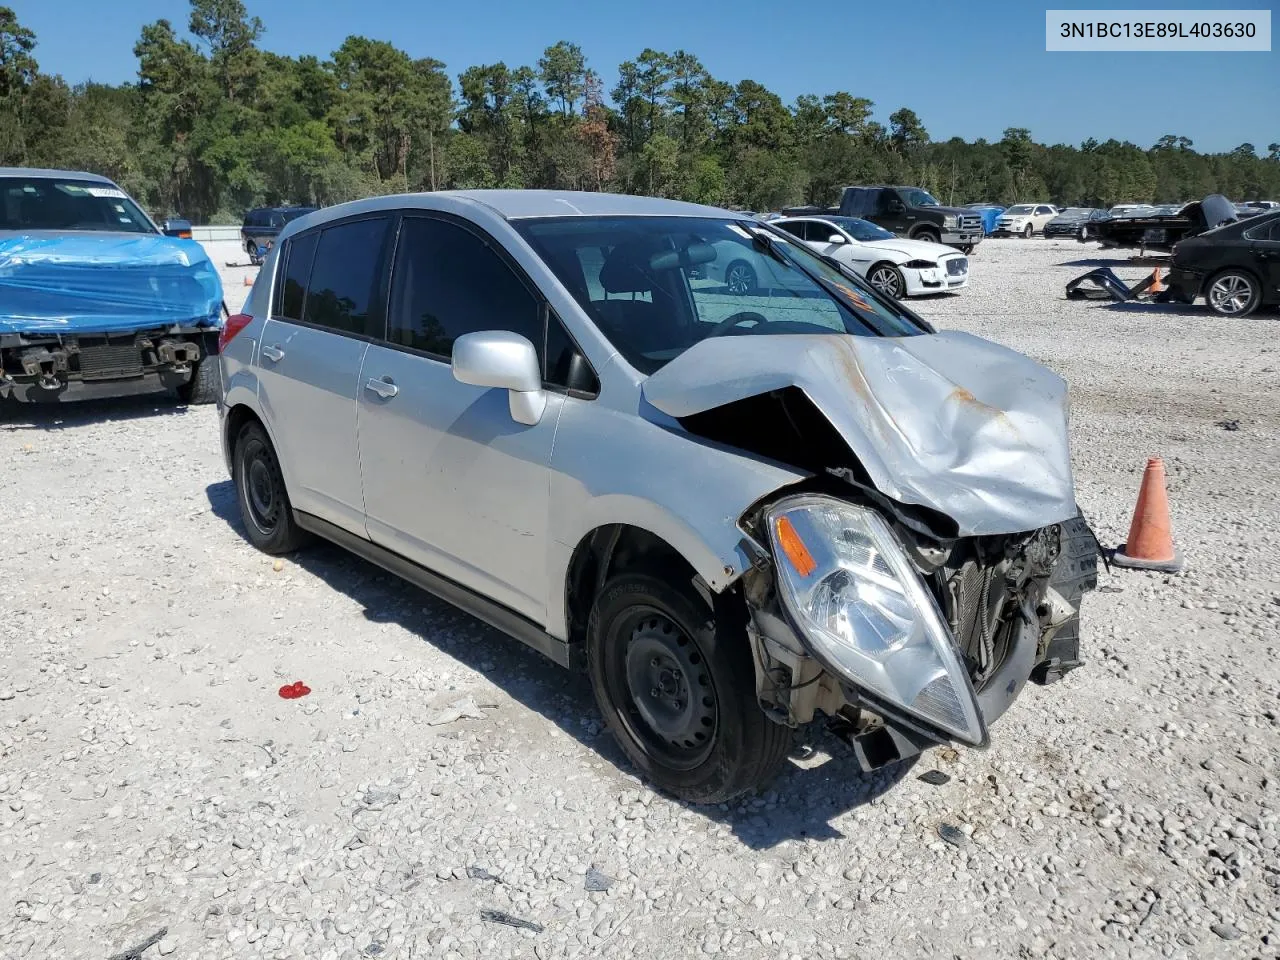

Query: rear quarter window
[278,232,318,321]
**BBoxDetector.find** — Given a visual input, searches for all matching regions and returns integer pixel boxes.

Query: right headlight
[764,494,986,745]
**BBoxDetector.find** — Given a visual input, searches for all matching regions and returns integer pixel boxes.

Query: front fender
[545,400,807,640]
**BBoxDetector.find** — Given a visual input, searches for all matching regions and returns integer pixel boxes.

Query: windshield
[901,189,939,207]
[517,216,927,375]
[0,177,156,234]
[823,217,895,242]
[1006,205,1035,215]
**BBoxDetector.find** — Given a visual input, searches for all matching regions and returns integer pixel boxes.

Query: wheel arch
[1200,263,1263,299]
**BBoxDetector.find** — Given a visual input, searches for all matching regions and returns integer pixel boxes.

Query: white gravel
[2,237,1278,960]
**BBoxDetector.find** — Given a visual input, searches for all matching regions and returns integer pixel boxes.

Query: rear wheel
[1205,270,1261,317]
[587,573,791,803]
[233,421,305,554]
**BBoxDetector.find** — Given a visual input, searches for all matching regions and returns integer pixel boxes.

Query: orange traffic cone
[1113,457,1183,572]
[1150,266,1165,293]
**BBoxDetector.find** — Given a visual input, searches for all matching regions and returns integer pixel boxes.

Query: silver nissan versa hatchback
[218,190,1097,803]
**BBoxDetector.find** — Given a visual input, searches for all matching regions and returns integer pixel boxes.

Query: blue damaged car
[0,168,224,405]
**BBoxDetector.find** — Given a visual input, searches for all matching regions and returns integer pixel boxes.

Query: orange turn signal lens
[774,515,817,577]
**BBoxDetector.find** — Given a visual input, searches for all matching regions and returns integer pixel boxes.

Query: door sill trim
[293,511,573,670]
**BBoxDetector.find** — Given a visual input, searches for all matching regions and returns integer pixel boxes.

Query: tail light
[219,313,254,352]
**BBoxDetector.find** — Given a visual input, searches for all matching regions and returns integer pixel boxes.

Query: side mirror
[826,233,846,245]
[162,218,193,239]
[451,330,546,425]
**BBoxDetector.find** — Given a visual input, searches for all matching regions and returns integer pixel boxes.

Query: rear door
[256,215,393,534]
[356,213,567,623]
[1247,216,1280,298]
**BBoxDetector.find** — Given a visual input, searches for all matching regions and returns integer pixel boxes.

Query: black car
[1094,195,1237,253]
[1164,210,1280,317]
[241,206,316,265]
[1043,207,1102,240]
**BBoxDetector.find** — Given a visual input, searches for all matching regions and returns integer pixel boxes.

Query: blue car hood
[0,233,224,335]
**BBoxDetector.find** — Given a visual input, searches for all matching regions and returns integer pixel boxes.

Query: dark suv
[242,206,317,265]
[786,186,984,253]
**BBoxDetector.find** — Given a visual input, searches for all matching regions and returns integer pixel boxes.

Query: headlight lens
[942,215,958,228]
[765,495,986,745]
[903,259,936,269]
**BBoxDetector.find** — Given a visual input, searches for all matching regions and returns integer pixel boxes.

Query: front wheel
[587,573,791,803]
[178,357,220,405]
[867,262,907,299]
[233,421,306,554]
[1205,270,1261,317]
[913,228,940,245]
[1022,224,1034,239]
[724,259,758,295]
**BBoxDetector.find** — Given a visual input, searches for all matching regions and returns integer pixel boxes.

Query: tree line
[1,1,1277,223]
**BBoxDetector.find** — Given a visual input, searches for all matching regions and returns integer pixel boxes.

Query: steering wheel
[707,310,768,338]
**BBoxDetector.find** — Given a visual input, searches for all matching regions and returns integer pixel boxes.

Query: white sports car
[770,215,969,298]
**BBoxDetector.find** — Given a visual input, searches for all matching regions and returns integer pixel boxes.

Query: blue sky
[22,0,1277,153]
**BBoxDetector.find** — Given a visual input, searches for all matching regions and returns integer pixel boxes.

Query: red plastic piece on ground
[278,681,311,699]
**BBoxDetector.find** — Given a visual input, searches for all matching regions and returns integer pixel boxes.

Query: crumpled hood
[0,232,224,335]
[642,331,1077,537]
[862,238,958,261]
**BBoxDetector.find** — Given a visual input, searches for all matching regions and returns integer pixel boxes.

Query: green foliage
[2,2,1276,222]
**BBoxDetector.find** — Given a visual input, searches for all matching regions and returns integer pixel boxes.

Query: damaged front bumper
[740,494,1092,773]
[0,328,214,402]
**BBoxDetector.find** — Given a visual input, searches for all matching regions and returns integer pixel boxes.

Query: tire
[1022,224,1034,239]
[960,244,974,255]
[1204,269,1261,317]
[232,421,305,555]
[1032,512,1099,685]
[1078,225,1092,242]
[587,572,791,803]
[866,262,907,299]
[912,228,940,245]
[724,259,758,295]
[178,357,220,405]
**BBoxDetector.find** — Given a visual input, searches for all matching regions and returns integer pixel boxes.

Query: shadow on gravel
[205,479,915,849]
[1057,257,1130,268]
[0,392,189,430]
[1098,301,1205,316]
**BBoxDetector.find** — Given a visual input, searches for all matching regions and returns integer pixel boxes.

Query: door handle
[261,344,285,362]
[365,376,399,399]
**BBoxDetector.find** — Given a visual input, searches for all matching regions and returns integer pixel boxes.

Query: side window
[777,221,808,240]
[545,313,599,396]
[844,190,865,217]
[1036,206,1052,216]
[876,189,896,214]
[388,216,542,359]
[302,217,391,337]
[277,231,318,321]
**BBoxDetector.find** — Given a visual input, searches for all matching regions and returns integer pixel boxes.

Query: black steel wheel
[233,421,305,554]
[587,573,791,803]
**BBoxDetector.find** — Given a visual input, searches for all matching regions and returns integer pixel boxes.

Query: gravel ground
[2,236,1278,960]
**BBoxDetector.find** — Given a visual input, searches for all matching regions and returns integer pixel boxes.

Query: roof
[292,190,737,232]
[445,190,732,220]
[0,167,116,184]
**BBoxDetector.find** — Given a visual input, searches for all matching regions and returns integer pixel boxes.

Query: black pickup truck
[783,186,985,252]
